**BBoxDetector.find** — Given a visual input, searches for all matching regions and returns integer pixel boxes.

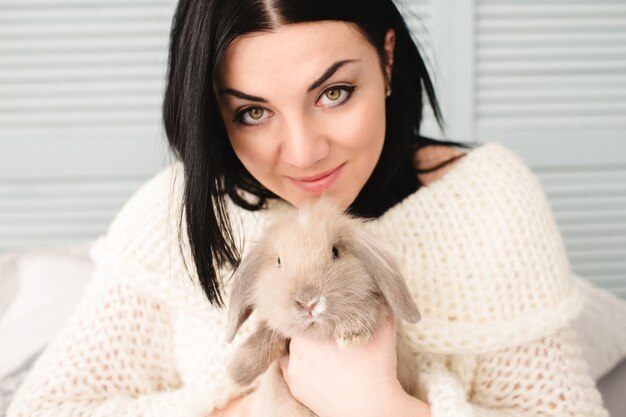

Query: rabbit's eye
[331,246,339,259]
[277,257,281,267]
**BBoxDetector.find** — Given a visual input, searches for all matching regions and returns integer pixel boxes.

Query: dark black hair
[162,0,475,307]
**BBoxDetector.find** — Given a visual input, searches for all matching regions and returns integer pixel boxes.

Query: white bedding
[0,243,94,378]
[1,242,625,416]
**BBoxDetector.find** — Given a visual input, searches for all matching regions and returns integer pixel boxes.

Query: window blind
[0,0,175,251]
[474,0,626,298]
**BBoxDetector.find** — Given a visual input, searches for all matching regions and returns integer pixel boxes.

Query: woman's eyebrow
[307,59,359,92]
[218,59,360,102]
[218,88,268,103]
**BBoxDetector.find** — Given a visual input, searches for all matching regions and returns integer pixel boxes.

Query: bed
[1,242,625,416]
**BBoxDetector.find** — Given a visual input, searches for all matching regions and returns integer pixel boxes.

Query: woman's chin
[297,190,358,210]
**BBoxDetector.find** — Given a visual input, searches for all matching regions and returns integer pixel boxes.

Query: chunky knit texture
[7,142,608,417]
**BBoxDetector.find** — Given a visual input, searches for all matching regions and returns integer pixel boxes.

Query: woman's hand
[209,390,255,417]
[279,316,430,417]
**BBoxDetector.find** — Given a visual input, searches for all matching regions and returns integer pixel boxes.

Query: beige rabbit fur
[226,198,421,416]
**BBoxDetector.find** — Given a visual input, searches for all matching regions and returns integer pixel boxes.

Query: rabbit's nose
[297,299,319,314]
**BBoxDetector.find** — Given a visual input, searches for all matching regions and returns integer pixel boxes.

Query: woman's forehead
[215,21,374,90]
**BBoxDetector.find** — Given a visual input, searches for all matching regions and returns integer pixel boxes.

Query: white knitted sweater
[8,142,608,417]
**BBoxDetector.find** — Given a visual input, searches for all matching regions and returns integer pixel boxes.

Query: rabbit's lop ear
[353,229,421,323]
[225,246,265,343]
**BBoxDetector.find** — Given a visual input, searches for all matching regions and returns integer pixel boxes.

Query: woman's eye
[233,106,271,126]
[232,85,355,126]
[317,85,356,107]
[325,89,341,101]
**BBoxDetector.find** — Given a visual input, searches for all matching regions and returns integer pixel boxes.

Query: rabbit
[225,198,421,417]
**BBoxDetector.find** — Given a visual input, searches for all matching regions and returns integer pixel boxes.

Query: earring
[385,87,392,97]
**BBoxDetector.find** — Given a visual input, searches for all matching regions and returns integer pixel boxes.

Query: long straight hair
[162,0,474,307]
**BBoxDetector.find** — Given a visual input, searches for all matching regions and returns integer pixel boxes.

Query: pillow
[0,242,95,379]
[571,274,626,381]
[597,358,626,417]
[0,349,42,415]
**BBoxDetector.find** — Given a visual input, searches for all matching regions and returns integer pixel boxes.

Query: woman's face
[214,21,394,209]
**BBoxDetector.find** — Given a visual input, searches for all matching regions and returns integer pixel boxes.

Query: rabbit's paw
[336,331,369,349]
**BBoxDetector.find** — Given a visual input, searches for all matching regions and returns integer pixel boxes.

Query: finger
[388,314,397,332]
[376,314,396,338]
[279,356,290,385]
[371,315,398,350]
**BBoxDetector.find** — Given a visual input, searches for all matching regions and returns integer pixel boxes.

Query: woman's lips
[287,163,345,193]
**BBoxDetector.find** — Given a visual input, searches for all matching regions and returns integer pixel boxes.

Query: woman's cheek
[333,100,386,150]
[231,132,277,171]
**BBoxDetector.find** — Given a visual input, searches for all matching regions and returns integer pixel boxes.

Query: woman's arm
[469,327,607,417]
[279,317,431,417]
[7,279,218,417]
[8,164,237,417]
[412,327,608,417]
[210,391,256,417]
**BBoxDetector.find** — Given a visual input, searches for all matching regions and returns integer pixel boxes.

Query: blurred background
[0,0,625,300]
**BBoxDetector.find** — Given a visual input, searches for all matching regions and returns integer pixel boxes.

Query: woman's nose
[279,117,330,169]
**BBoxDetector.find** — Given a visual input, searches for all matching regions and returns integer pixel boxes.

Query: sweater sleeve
[416,327,608,417]
[7,162,243,417]
[469,327,608,417]
[6,278,220,417]
[459,146,607,416]
[407,144,609,417]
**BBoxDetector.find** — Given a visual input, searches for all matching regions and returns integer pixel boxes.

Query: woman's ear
[384,29,395,84]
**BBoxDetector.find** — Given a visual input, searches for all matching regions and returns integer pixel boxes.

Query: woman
[8,0,608,416]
